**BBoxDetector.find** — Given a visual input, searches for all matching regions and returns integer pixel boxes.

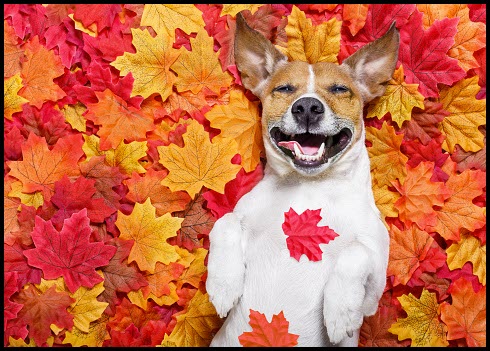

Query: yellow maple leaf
[371,180,400,221]
[68,13,97,37]
[205,89,264,172]
[283,5,342,63]
[127,283,179,310]
[61,103,87,132]
[8,336,36,347]
[171,28,233,95]
[62,318,110,347]
[176,247,208,289]
[166,290,223,346]
[446,233,486,285]
[388,289,448,347]
[221,4,263,16]
[367,65,425,128]
[116,198,183,273]
[141,4,205,40]
[4,74,28,120]
[366,122,408,188]
[111,28,181,100]
[158,120,241,198]
[439,76,486,153]
[82,134,147,175]
[8,180,44,209]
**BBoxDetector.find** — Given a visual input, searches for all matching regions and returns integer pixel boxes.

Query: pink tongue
[278,141,320,155]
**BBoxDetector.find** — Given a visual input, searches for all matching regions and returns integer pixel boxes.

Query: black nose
[291,97,325,128]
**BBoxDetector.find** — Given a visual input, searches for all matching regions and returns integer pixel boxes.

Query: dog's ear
[234,12,288,97]
[341,22,400,103]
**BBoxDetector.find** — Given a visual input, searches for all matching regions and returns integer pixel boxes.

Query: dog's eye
[329,85,350,94]
[273,85,295,93]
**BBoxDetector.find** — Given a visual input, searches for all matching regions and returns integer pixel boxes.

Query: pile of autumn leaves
[3,4,486,347]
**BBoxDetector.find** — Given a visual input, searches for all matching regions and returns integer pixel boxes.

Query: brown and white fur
[206,14,399,347]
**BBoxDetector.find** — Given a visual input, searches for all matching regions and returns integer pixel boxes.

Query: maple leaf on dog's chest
[282,208,339,262]
[238,309,299,347]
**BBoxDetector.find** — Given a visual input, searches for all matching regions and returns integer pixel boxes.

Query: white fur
[207,128,389,346]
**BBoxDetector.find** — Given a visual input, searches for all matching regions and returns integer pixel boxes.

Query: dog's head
[234,13,399,177]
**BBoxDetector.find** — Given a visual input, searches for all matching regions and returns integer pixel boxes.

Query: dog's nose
[291,97,325,128]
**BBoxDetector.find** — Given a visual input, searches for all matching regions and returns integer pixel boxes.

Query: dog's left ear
[341,23,400,104]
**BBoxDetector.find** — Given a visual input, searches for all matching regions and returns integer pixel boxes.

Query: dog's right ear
[234,12,288,97]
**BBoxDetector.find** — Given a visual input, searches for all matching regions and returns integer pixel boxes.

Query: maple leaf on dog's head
[388,289,448,346]
[171,28,233,95]
[111,28,181,101]
[19,36,66,108]
[115,198,183,273]
[158,120,241,198]
[398,9,466,98]
[440,278,486,347]
[282,208,339,262]
[238,309,299,347]
[15,285,74,346]
[283,5,342,63]
[85,89,155,150]
[24,209,117,293]
[7,133,84,202]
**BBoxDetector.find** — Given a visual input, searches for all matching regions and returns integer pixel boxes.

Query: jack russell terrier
[206,13,399,347]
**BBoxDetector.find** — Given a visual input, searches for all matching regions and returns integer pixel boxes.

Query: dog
[206,13,399,347]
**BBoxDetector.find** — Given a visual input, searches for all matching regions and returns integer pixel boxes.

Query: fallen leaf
[400,100,449,145]
[175,247,208,289]
[205,89,264,172]
[158,120,241,198]
[343,4,369,36]
[24,209,116,293]
[19,36,66,108]
[4,20,24,78]
[61,103,86,132]
[238,309,299,347]
[366,65,425,128]
[360,304,409,347]
[282,208,339,262]
[440,277,486,346]
[72,4,121,33]
[221,4,262,17]
[7,133,84,202]
[115,198,183,273]
[111,28,181,100]
[62,316,110,347]
[446,233,486,286]
[4,74,29,120]
[438,76,486,153]
[388,289,448,346]
[166,290,222,346]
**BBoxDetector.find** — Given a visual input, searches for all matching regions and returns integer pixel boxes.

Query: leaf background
[3,4,486,347]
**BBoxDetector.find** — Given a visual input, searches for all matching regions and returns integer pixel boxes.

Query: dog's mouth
[271,127,353,167]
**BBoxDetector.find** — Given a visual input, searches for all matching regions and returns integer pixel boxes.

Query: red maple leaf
[282,208,339,262]
[4,126,24,163]
[437,262,484,294]
[47,175,116,229]
[401,138,449,182]
[203,164,264,219]
[238,309,299,347]
[4,240,42,287]
[4,272,23,327]
[15,285,74,346]
[23,209,117,293]
[72,4,121,33]
[398,9,466,98]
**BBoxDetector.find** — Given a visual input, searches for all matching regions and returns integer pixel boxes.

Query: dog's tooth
[294,143,302,156]
[317,142,325,157]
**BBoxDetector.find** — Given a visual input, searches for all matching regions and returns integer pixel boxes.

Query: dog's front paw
[324,303,363,345]
[206,272,243,318]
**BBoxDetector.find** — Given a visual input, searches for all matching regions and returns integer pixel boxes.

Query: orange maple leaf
[440,278,486,347]
[175,247,207,289]
[19,36,66,109]
[238,309,299,347]
[124,168,191,216]
[115,198,183,273]
[4,20,24,78]
[84,89,155,150]
[158,120,241,198]
[7,133,83,202]
[426,160,486,242]
[343,4,369,36]
[387,224,434,286]
[142,261,185,298]
[205,89,264,172]
[366,122,408,188]
[392,161,451,230]
[171,28,233,94]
